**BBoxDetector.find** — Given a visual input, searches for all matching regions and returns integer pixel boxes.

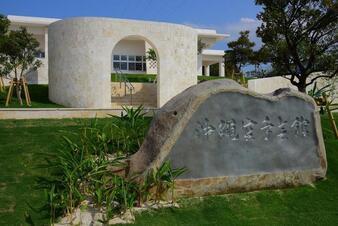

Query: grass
[198,75,226,81]
[0,118,112,225]
[0,115,337,225]
[0,85,63,108]
[111,73,157,83]
[112,73,228,83]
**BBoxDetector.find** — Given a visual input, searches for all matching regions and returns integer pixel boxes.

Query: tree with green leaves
[250,45,271,74]
[224,30,255,73]
[0,19,41,104]
[0,15,10,91]
[255,0,338,92]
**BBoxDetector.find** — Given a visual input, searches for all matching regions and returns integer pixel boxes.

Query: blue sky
[0,0,263,50]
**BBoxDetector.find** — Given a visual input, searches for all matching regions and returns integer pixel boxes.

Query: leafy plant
[255,0,338,92]
[142,161,186,203]
[110,105,151,155]
[36,110,185,224]
[308,78,338,138]
[146,48,157,61]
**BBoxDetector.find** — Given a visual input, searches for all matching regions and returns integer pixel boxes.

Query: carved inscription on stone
[195,115,310,141]
[166,92,321,179]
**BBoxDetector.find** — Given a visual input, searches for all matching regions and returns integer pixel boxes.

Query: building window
[121,62,127,70]
[128,62,136,71]
[113,54,147,71]
[113,55,120,61]
[35,51,45,58]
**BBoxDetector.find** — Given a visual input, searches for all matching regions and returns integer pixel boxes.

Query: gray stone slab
[129,79,327,196]
[166,92,319,179]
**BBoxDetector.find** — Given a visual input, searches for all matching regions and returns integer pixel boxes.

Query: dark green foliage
[111,105,152,155]
[224,30,255,73]
[0,14,10,77]
[255,0,338,92]
[0,14,10,36]
[250,45,271,75]
[146,48,157,61]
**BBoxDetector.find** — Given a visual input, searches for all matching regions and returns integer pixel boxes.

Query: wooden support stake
[324,94,338,139]
[5,79,15,106]
[5,78,31,107]
[22,78,31,106]
[0,77,4,92]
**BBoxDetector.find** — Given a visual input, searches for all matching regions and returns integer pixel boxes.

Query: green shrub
[37,106,185,223]
[141,161,186,203]
[110,105,152,155]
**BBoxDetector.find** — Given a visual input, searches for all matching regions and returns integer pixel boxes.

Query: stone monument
[129,79,327,197]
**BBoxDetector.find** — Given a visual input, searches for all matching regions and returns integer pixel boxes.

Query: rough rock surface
[129,79,327,197]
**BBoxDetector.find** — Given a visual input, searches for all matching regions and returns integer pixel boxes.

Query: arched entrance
[49,17,197,108]
[110,35,159,108]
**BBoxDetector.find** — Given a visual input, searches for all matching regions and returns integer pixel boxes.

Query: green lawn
[0,85,63,108]
[198,75,226,82]
[111,73,227,83]
[111,73,157,83]
[0,115,337,225]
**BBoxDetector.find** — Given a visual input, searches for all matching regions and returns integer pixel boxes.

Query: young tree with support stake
[0,15,41,106]
[255,0,338,93]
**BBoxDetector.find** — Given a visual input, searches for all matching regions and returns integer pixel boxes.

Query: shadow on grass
[0,84,64,108]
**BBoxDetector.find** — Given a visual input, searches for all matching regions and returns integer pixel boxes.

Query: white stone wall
[113,39,146,56]
[248,75,338,107]
[49,17,197,108]
[248,76,297,93]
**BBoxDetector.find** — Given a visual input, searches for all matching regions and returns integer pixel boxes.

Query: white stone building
[8,15,228,83]
[7,15,228,108]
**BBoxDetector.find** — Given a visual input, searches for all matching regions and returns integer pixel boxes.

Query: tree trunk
[16,83,23,105]
[297,77,307,93]
[298,86,306,93]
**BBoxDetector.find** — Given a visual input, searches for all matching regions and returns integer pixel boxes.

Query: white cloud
[240,17,257,23]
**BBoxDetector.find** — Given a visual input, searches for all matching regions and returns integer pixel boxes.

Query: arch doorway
[111,36,159,108]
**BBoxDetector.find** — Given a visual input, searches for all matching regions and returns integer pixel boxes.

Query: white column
[205,65,210,76]
[197,54,203,75]
[41,27,48,84]
[44,27,48,60]
[219,61,225,77]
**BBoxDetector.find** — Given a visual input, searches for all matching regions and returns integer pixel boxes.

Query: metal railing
[114,69,135,105]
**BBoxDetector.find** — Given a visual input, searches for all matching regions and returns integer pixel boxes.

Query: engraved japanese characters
[130,79,327,197]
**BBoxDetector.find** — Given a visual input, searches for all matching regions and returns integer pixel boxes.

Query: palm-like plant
[308,79,338,139]
[143,161,186,203]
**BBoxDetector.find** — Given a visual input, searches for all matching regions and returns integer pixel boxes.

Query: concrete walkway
[0,107,157,120]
